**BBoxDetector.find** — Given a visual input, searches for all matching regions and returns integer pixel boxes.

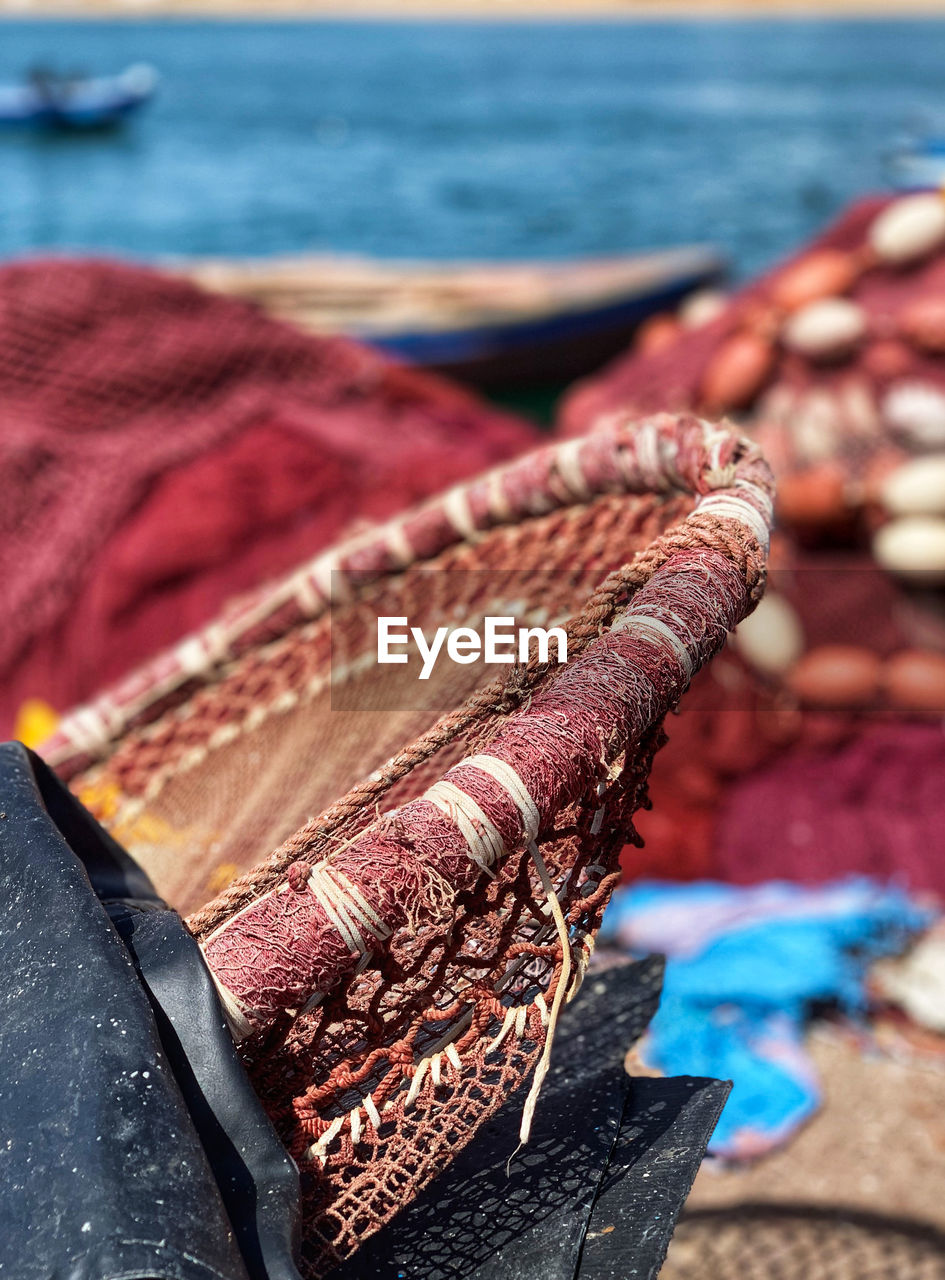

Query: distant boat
[0,64,158,130]
[888,147,945,192]
[885,124,945,191]
[182,247,726,391]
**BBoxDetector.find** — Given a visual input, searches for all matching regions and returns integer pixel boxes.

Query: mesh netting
[48,412,773,1276]
[0,257,533,733]
[559,194,945,500]
[554,195,945,893]
[663,1206,945,1280]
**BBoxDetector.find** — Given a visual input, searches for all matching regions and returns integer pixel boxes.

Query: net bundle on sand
[45,412,773,1275]
[0,257,534,738]
[554,196,945,893]
[560,193,945,541]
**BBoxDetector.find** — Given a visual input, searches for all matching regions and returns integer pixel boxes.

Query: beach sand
[663,1026,945,1269]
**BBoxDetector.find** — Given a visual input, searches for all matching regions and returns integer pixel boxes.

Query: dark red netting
[558,194,945,441]
[0,257,536,736]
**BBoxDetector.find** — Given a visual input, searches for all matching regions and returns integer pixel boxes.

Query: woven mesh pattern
[73,490,684,911]
[52,413,773,1275]
[0,256,533,730]
[559,194,945,487]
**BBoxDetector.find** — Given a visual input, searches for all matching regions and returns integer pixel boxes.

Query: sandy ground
[660,1027,945,1276]
[4,0,945,17]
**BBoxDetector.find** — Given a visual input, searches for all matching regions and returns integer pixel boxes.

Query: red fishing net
[623,544,945,891]
[557,195,945,894]
[0,257,536,737]
[560,194,945,471]
[47,413,773,1274]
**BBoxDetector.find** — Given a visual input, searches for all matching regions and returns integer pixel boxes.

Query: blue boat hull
[371,262,725,390]
[0,65,157,130]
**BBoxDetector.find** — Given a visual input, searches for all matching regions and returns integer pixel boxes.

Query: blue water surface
[0,18,943,274]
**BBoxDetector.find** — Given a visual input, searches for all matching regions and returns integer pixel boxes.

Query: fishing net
[555,196,945,894]
[46,412,772,1275]
[0,256,534,736]
[559,193,945,538]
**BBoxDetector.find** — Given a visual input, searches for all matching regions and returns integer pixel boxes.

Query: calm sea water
[1,19,944,276]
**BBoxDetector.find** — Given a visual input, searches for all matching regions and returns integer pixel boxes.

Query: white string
[518,839,572,1146]
[553,437,592,500]
[382,519,415,570]
[442,483,478,542]
[694,492,771,551]
[436,752,572,1145]
[306,863,391,958]
[462,754,540,842]
[611,612,695,682]
[209,974,255,1042]
[424,779,505,876]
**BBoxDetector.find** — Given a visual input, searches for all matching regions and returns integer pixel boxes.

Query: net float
[635,312,683,354]
[898,295,945,354]
[786,644,882,709]
[873,515,945,584]
[700,330,775,411]
[776,462,849,528]
[733,592,805,677]
[880,454,945,518]
[781,297,867,362]
[883,649,945,718]
[862,338,915,382]
[869,193,945,267]
[769,249,859,313]
[789,390,845,466]
[679,287,727,329]
[858,446,911,506]
[882,382,945,450]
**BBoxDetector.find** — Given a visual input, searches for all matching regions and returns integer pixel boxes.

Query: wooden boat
[0,64,158,130]
[182,246,726,390]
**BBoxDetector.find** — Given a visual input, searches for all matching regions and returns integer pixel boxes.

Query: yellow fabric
[13,699,59,750]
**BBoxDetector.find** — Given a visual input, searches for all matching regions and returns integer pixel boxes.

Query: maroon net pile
[0,256,534,736]
[553,196,945,894]
[47,413,773,1275]
[623,545,945,890]
[559,194,945,533]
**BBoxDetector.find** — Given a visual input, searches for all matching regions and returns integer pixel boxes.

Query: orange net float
[559,193,945,549]
[46,412,772,1275]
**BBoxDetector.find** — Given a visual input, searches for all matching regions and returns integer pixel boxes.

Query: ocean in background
[1,19,943,276]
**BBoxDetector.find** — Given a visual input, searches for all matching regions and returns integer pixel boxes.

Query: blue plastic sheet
[600,878,932,1158]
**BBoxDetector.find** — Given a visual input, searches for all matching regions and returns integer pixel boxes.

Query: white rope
[485,1004,517,1054]
[438,751,568,1142]
[308,552,351,604]
[363,1093,382,1129]
[462,754,540,842]
[694,492,771,551]
[382,519,415,570]
[307,1114,345,1166]
[442,483,478,542]
[424,779,505,876]
[518,839,572,1146]
[306,862,391,958]
[209,974,256,1042]
[487,468,513,522]
[403,1057,430,1111]
[553,437,592,501]
[634,422,668,491]
[611,612,695,682]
